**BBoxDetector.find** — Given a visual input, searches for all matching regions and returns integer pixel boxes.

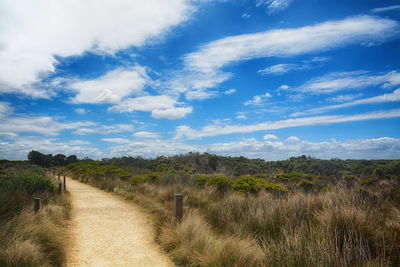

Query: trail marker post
[63,176,66,192]
[34,198,41,213]
[58,182,63,194]
[174,194,183,222]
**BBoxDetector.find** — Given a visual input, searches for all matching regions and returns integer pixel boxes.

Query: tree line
[27,150,78,168]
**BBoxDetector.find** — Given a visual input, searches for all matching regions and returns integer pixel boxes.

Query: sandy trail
[66,178,173,267]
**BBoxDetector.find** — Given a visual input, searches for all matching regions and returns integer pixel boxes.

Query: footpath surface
[66,178,173,267]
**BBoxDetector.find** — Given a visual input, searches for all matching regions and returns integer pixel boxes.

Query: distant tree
[28,150,46,167]
[44,154,53,167]
[65,155,78,165]
[53,154,66,166]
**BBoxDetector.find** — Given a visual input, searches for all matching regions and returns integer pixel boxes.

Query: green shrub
[128,175,152,185]
[232,176,288,194]
[298,179,316,190]
[197,176,232,192]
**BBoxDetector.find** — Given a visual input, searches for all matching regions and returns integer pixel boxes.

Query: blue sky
[1,0,400,160]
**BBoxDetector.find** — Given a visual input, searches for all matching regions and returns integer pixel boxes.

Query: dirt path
[66,178,174,267]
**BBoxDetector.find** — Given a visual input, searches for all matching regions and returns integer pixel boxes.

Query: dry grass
[69,170,400,266]
[0,193,71,267]
[160,210,264,267]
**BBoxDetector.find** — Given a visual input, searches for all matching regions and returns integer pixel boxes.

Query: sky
[1,0,400,160]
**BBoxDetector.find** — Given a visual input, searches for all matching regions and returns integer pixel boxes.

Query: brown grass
[0,194,71,267]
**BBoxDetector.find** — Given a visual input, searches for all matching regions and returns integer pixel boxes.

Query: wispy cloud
[0,115,96,136]
[175,108,400,139]
[256,0,293,14]
[170,15,399,98]
[258,57,329,75]
[74,108,87,115]
[184,16,398,73]
[371,5,400,13]
[292,89,400,117]
[294,70,400,94]
[73,124,134,135]
[101,138,130,144]
[133,131,160,139]
[327,93,363,103]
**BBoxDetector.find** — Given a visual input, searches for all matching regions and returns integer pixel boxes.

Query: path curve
[66,178,173,267]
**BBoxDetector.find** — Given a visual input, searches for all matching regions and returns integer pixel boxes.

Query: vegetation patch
[0,161,71,267]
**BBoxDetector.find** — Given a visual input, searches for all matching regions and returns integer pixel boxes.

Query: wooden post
[58,182,63,194]
[34,198,41,213]
[63,176,66,192]
[174,194,183,222]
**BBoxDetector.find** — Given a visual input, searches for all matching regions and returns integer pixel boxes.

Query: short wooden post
[34,198,41,213]
[174,194,183,222]
[63,176,66,192]
[58,182,63,194]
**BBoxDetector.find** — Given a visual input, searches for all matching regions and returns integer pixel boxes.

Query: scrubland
[66,155,400,266]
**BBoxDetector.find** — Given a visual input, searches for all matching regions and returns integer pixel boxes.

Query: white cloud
[133,131,160,139]
[244,93,272,106]
[151,107,193,120]
[286,136,300,142]
[175,108,400,139]
[0,115,95,136]
[109,95,178,113]
[278,85,290,90]
[371,5,400,13]
[109,95,192,119]
[0,0,194,97]
[164,15,399,100]
[101,138,130,144]
[258,63,298,75]
[184,15,399,74]
[68,140,91,145]
[295,71,400,94]
[263,134,278,140]
[224,88,237,95]
[257,0,293,14]
[74,108,87,115]
[185,89,218,100]
[242,13,251,19]
[107,136,400,160]
[69,66,149,104]
[73,124,133,135]
[0,132,18,139]
[0,102,13,117]
[327,93,363,103]
[109,139,196,158]
[258,57,329,75]
[292,89,400,117]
